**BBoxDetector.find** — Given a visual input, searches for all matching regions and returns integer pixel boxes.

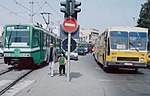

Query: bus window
[129,32,147,50]
[110,31,128,50]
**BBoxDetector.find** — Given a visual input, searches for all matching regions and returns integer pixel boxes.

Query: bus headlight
[112,56,117,61]
[4,53,11,57]
[23,53,30,57]
[140,58,144,62]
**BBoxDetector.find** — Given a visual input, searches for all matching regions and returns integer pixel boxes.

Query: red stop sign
[63,18,77,33]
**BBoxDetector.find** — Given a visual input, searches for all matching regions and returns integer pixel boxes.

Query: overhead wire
[34,0,50,23]
[32,1,47,16]
[39,0,63,26]
[0,3,28,21]
[13,0,63,20]
[35,0,45,12]
[44,0,63,19]
[13,0,43,21]
[13,0,30,12]
[1,0,62,25]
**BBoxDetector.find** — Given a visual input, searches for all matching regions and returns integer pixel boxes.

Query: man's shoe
[59,74,62,76]
[51,75,54,77]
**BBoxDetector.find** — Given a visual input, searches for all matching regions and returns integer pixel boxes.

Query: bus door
[105,32,110,56]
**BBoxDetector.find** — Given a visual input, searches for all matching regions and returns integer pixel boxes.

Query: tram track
[0,70,33,95]
[0,67,13,76]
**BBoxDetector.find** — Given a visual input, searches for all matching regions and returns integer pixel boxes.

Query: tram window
[44,34,47,46]
[47,35,50,46]
[6,30,30,47]
[32,29,40,47]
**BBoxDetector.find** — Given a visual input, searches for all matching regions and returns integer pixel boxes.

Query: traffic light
[60,0,81,52]
[71,0,81,20]
[60,0,81,19]
[60,0,70,18]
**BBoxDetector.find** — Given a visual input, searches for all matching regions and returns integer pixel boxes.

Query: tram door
[40,32,44,60]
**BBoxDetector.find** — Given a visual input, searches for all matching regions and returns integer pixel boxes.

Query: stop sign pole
[63,18,77,82]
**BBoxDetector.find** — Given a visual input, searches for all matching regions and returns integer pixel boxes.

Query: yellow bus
[94,27,148,71]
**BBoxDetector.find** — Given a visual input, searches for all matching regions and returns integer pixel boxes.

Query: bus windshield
[129,32,147,50]
[6,27,30,47]
[110,31,128,50]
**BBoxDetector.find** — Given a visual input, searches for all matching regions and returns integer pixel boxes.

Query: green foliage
[137,0,150,29]
[137,0,150,50]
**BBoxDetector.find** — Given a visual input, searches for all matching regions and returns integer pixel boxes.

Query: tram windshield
[110,31,128,50]
[129,32,147,50]
[5,26,30,47]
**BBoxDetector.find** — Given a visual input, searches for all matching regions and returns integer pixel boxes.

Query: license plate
[124,63,133,65]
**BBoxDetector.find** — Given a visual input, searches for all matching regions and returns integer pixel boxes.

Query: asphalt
[4,54,150,96]
[16,54,105,96]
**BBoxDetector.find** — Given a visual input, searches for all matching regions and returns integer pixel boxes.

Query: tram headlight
[23,53,30,57]
[112,56,117,61]
[4,53,11,57]
[140,58,144,62]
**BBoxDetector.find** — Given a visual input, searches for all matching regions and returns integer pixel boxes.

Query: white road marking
[95,67,101,70]
[97,79,111,82]
[0,80,12,87]
[65,23,75,27]
[2,80,35,96]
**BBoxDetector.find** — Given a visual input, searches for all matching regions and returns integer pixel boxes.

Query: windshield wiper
[129,42,139,52]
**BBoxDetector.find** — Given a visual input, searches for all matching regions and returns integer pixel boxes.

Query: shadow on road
[104,68,144,74]
[96,61,144,74]
[70,72,83,81]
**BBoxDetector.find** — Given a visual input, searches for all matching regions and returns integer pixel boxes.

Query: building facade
[79,28,99,44]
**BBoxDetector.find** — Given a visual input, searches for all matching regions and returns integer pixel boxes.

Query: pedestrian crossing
[0,80,35,96]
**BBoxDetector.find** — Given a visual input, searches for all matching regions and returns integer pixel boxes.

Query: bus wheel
[103,66,110,72]
[135,68,138,72]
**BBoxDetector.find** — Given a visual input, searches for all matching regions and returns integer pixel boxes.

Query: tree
[137,0,150,29]
[137,0,150,51]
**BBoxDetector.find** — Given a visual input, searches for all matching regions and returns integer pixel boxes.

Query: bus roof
[106,27,148,32]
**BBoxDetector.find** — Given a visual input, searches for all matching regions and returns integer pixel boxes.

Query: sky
[0,0,147,33]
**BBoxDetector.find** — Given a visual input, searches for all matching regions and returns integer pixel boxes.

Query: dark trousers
[59,65,65,74]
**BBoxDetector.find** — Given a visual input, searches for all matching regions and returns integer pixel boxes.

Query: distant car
[84,48,89,54]
[77,48,86,55]
[65,50,78,60]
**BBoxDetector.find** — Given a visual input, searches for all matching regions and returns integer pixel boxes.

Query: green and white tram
[3,24,61,68]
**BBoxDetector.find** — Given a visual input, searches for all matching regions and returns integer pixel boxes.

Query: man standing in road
[48,43,57,77]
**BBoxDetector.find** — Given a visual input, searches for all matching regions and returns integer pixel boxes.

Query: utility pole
[29,0,34,23]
